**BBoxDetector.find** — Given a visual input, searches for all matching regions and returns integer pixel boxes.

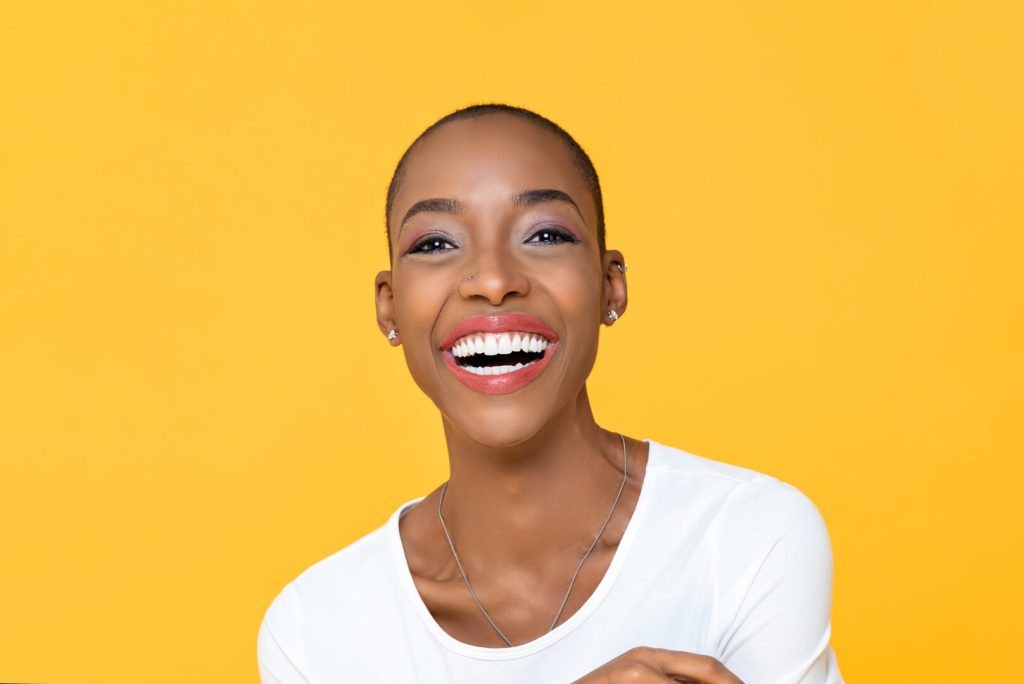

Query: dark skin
[375,114,743,683]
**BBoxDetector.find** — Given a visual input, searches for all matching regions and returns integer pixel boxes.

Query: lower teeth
[462,361,534,376]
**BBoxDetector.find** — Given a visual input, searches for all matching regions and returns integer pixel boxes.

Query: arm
[257,588,311,684]
[572,480,839,684]
[573,647,744,683]
[710,481,842,683]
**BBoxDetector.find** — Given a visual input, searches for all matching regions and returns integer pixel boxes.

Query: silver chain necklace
[436,433,628,647]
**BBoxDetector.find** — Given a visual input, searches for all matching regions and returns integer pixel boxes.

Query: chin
[440,397,564,449]
[408,352,596,449]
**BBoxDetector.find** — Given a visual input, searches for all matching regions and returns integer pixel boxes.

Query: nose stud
[607,310,619,321]
[387,330,398,341]
[466,274,474,281]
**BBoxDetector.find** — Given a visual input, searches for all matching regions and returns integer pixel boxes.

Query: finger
[624,648,744,684]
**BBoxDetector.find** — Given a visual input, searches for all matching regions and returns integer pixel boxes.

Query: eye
[525,227,578,245]
[406,236,457,255]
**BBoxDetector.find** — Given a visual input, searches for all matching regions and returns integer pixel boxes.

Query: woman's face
[377,114,626,447]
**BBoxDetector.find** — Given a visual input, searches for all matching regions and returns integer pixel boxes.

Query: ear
[601,250,628,326]
[375,270,401,346]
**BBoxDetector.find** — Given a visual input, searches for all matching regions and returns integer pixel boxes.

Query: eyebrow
[512,189,586,223]
[398,188,586,231]
[400,197,464,228]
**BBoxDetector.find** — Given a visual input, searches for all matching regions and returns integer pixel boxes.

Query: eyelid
[524,225,580,244]
[402,232,460,256]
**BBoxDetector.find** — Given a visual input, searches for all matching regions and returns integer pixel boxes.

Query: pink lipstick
[440,314,558,395]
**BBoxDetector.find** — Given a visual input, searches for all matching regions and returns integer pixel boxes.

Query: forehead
[390,115,595,227]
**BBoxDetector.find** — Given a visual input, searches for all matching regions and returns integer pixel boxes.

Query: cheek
[539,260,605,380]
[392,266,446,324]
[392,273,446,372]
[544,260,605,320]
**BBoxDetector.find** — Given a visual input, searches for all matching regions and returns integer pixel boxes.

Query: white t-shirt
[258,441,843,683]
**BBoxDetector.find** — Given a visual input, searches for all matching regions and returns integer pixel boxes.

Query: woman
[258,105,842,683]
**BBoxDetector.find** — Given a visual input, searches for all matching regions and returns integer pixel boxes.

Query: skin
[375,114,742,683]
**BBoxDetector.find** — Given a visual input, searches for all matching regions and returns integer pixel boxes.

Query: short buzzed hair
[385,104,605,256]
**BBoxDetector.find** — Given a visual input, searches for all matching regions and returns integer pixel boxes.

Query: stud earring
[607,310,619,321]
[387,330,398,341]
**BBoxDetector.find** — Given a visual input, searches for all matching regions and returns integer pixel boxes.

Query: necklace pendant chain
[437,433,629,648]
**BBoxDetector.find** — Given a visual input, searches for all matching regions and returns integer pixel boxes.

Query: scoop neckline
[385,439,661,660]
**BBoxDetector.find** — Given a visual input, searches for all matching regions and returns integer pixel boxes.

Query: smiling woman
[257,105,844,683]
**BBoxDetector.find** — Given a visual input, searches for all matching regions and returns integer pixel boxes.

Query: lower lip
[442,343,557,394]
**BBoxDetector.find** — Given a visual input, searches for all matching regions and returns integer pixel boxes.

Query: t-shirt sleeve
[710,479,843,684]
[257,586,311,684]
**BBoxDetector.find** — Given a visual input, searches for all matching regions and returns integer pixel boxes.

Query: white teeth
[450,332,551,358]
[461,361,533,375]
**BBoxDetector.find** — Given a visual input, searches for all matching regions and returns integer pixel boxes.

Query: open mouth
[447,332,552,375]
[439,314,558,394]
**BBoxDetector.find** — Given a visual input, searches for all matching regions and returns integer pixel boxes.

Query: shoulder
[645,439,788,487]
[262,523,390,626]
[258,514,406,676]
[643,440,831,561]
[285,523,393,603]
[643,441,838,676]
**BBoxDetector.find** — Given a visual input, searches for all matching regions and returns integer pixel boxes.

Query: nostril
[457,255,530,297]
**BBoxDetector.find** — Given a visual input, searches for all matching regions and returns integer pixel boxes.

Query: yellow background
[2,1,1021,681]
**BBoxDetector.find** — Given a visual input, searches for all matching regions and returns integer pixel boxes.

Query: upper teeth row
[450,332,550,358]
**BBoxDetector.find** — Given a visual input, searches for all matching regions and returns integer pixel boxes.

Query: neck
[438,388,626,571]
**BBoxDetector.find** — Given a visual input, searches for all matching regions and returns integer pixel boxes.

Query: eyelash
[404,227,578,256]
[525,228,578,245]
[406,236,457,255]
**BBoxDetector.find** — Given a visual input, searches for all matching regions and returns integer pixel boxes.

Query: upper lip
[440,314,558,351]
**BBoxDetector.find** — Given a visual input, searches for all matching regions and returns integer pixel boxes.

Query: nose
[457,248,530,305]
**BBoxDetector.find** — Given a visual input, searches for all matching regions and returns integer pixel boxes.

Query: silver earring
[387,330,398,341]
[617,263,627,274]
[607,310,618,321]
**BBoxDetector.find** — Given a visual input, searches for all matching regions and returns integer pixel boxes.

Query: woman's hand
[573,647,744,683]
